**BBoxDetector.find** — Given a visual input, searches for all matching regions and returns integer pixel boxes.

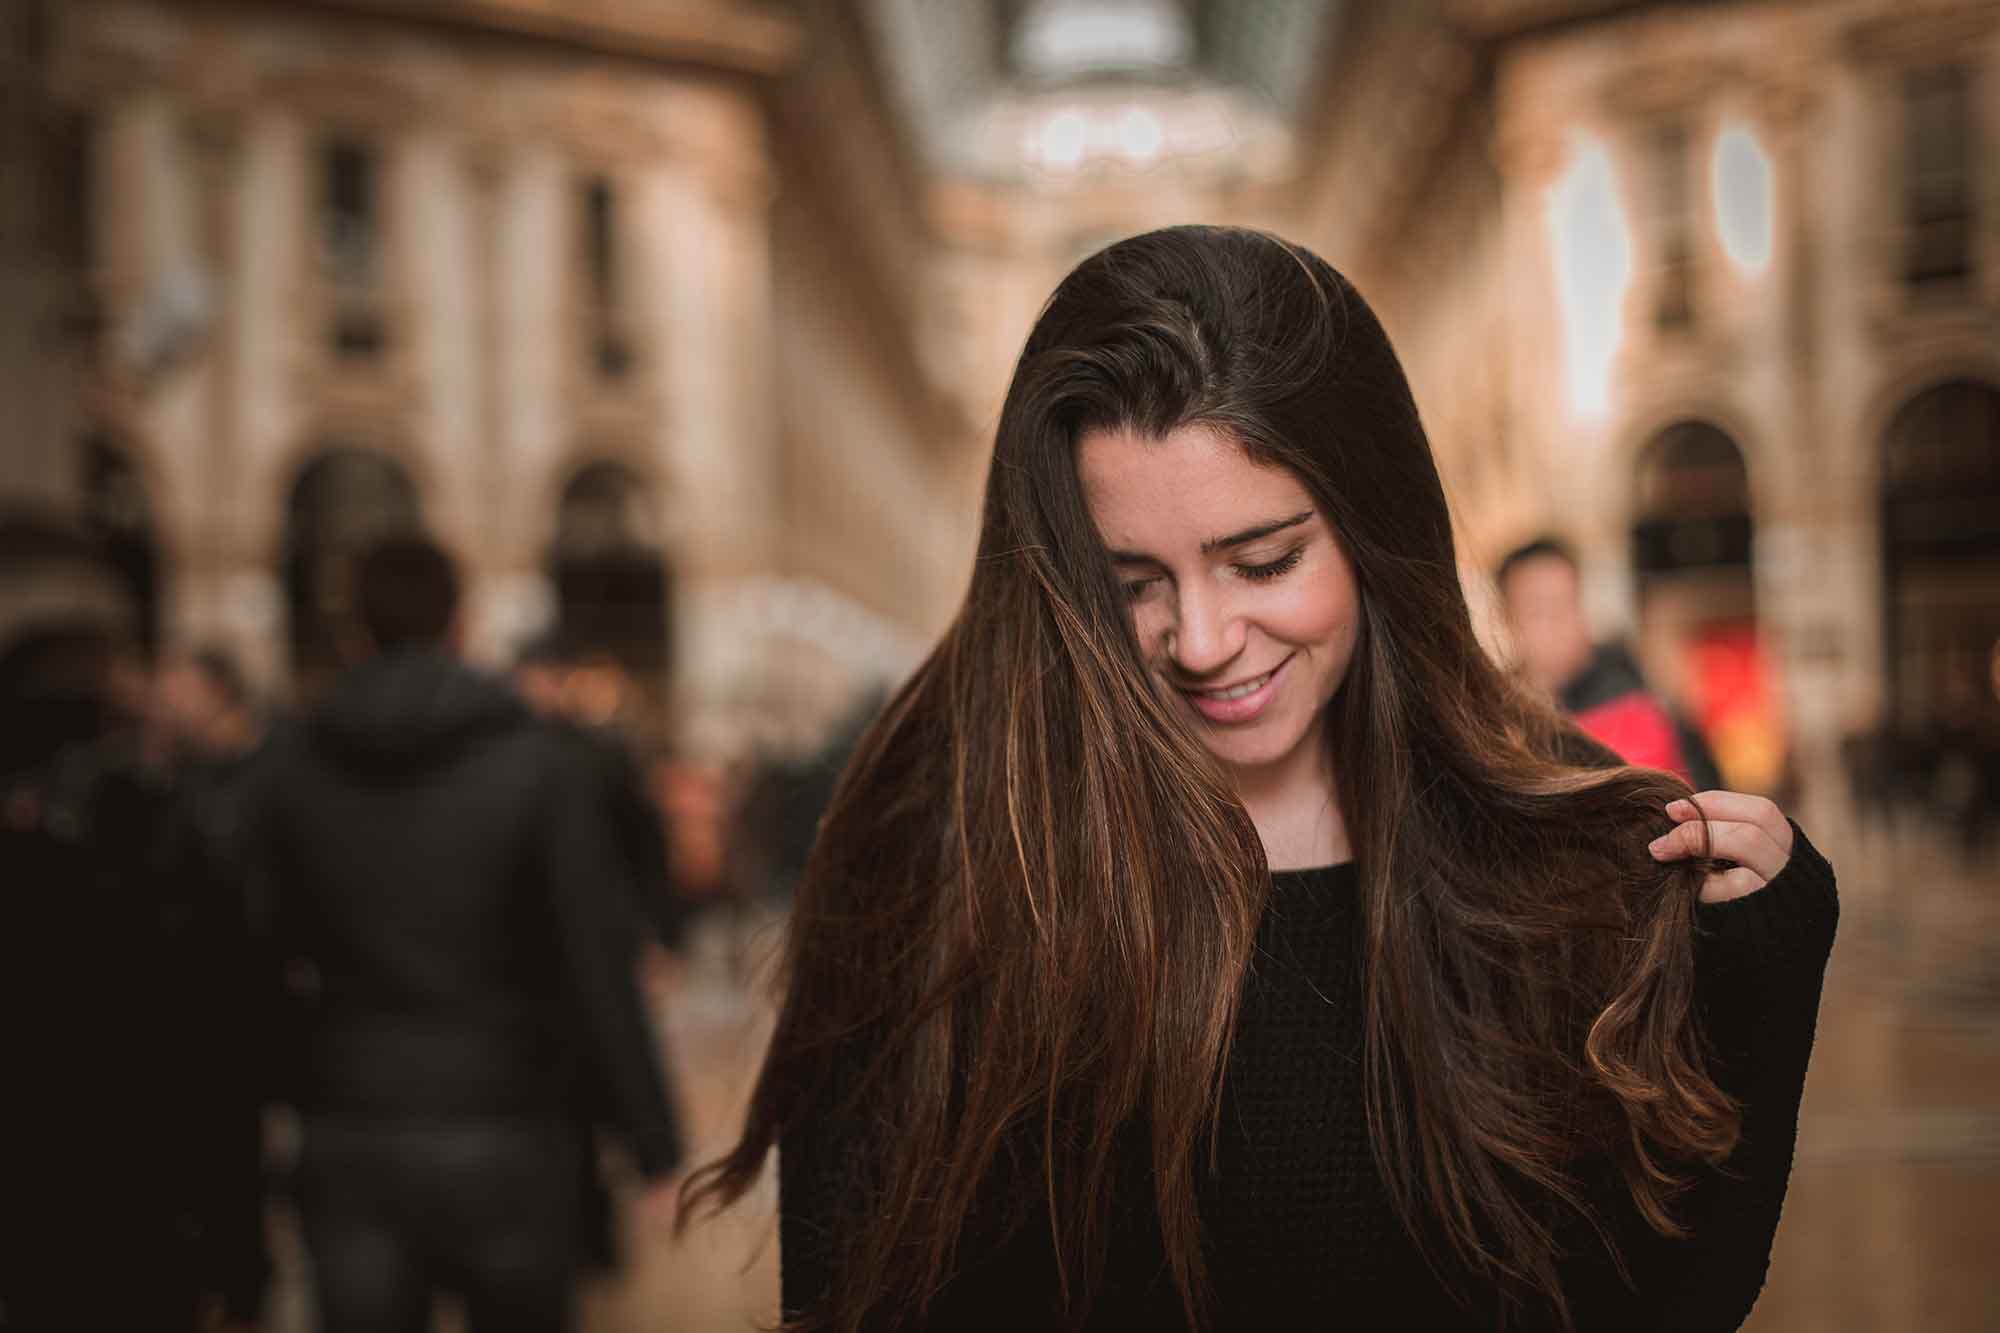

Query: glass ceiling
[866,0,1341,186]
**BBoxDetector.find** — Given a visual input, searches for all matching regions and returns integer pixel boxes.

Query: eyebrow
[1106,510,1316,564]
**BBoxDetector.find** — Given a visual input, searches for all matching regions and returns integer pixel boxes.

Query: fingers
[1697,864,1767,905]
[1649,790,1800,902]
[1648,816,1792,881]
[1668,791,1794,856]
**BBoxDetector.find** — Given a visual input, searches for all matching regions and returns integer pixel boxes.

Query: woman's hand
[1648,790,1796,904]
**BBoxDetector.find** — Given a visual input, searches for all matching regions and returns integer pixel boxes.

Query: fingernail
[1666,800,1690,818]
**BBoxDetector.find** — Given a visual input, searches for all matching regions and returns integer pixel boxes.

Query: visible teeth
[1204,670,1272,702]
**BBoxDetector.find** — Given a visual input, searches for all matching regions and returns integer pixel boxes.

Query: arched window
[1631,420,1753,573]
[577,174,634,380]
[284,446,422,682]
[1901,64,1976,295]
[1881,378,2000,734]
[319,136,389,361]
[550,460,670,677]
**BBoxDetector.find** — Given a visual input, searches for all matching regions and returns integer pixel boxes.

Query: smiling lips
[1181,654,1293,725]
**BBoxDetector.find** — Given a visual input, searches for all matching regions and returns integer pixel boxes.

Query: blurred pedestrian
[154,646,259,760]
[1496,535,1724,790]
[1,623,266,1332]
[153,645,270,900]
[148,644,279,1326]
[733,686,887,907]
[512,630,692,1278]
[249,535,683,1333]
[513,632,690,951]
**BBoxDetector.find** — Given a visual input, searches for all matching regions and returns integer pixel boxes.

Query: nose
[1166,585,1246,679]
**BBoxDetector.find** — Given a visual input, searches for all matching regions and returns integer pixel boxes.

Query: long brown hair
[684,226,1736,1329]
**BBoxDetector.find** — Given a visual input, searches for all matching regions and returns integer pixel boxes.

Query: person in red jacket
[1497,536,1723,791]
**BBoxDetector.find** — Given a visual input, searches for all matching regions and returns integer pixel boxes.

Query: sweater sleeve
[541,741,685,1178]
[1644,820,1839,1330]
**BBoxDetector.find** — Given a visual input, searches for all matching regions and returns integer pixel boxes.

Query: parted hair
[683,226,1733,1330]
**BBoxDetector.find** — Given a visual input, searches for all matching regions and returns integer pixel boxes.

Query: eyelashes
[1237,548,1303,583]
[1121,546,1305,601]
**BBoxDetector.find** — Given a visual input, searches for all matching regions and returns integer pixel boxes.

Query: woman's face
[1077,422,1360,789]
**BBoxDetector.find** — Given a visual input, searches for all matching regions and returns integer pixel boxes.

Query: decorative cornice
[268,0,801,80]
[1841,3,2000,66]
[1868,297,2000,356]
[291,364,427,447]
[49,12,181,104]
[1593,52,1745,123]
[1446,0,1645,42]
[252,60,446,132]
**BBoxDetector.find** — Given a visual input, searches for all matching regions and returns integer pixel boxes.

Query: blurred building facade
[1403,0,2000,822]
[5,0,967,757]
[10,0,1995,785]
[6,0,2000,798]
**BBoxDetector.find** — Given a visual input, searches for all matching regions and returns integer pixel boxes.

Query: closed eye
[1122,576,1161,602]
[1237,548,1303,582]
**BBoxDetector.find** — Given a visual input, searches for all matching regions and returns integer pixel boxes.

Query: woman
[684,226,1836,1331]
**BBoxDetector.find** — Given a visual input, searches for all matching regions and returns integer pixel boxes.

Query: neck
[1230,718,1350,871]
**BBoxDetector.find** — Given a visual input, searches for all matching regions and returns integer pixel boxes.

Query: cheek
[1271,568,1358,652]
[1293,590,1360,712]
[1131,601,1173,656]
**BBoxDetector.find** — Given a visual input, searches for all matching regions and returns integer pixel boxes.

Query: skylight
[1010,0,1194,80]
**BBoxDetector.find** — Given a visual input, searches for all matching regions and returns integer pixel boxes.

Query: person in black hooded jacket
[248,534,682,1333]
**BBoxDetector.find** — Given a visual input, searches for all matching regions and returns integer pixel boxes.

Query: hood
[308,649,528,773]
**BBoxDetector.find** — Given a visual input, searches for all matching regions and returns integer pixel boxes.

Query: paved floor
[265,825,2000,1332]
[1742,821,2000,1333]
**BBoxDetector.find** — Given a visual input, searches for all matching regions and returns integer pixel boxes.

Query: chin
[1201,723,1306,774]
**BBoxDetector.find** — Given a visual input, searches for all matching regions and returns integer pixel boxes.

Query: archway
[283,445,423,688]
[1630,420,1781,791]
[548,459,671,691]
[1880,378,2000,742]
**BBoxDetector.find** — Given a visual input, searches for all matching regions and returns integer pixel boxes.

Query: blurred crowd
[0,534,867,1333]
[1841,715,2000,864]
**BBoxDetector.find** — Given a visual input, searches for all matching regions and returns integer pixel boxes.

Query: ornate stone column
[652,85,780,757]
[1753,80,1858,832]
[458,135,550,667]
[172,101,276,676]
[0,21,89,515]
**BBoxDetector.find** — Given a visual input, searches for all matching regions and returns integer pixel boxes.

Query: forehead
[1076,423,1316,551]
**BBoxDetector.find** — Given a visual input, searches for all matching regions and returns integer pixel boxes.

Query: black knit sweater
[780,826,1838,1331]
